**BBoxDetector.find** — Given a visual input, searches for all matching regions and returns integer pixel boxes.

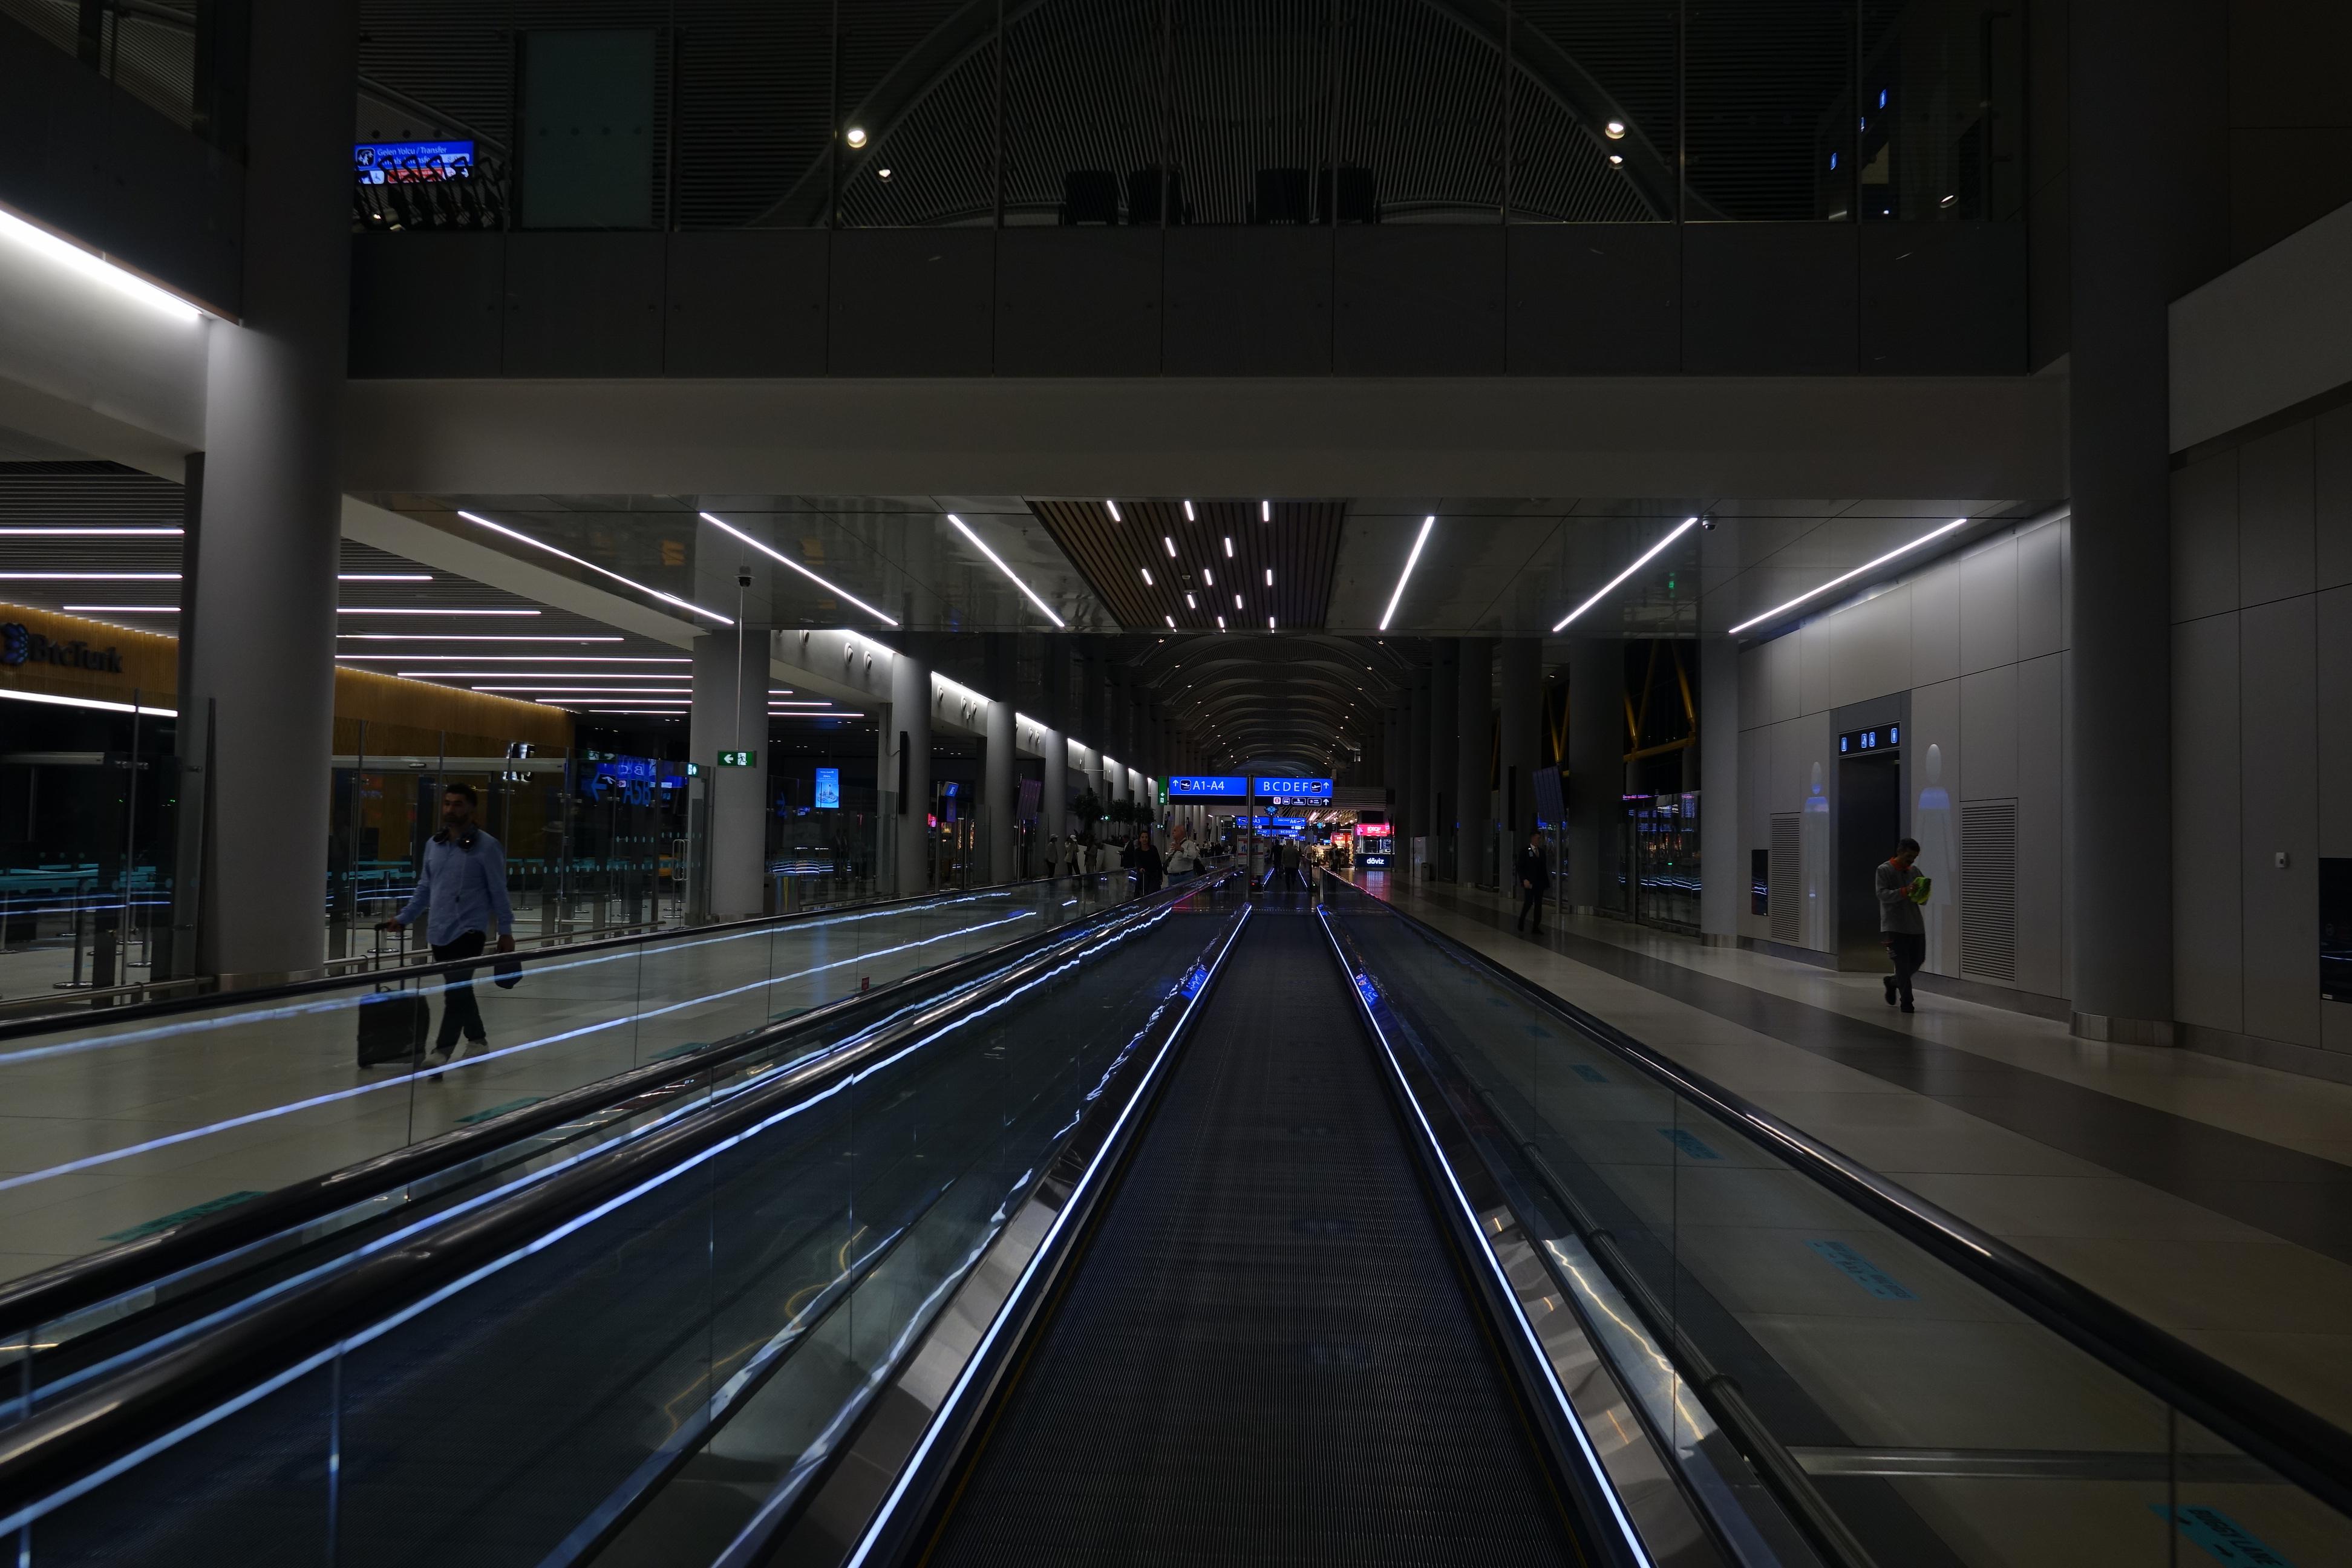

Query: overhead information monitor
[1168,774,1247,798]
[1252,777,1333,800]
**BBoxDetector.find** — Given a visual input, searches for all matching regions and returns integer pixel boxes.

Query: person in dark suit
[1514,831,1551,936]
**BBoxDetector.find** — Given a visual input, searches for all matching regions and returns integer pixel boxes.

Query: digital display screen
[1252,777,1333,800]
[1837,724,1900,754]
[1354,823,1391,838]
[1169,774,1247,798]
[814,767,840,809]
[355,140,477,183]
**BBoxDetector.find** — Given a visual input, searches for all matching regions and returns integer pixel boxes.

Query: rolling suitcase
[357,927,427,1067]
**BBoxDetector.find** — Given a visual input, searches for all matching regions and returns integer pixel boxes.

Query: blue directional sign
[1252,777,1333,800]
[1168,774,1247,798]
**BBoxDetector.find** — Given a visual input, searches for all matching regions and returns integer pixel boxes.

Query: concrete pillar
[886,638,932,896]
[1498,639,1540,842]
[1427,641,1458,878]
[1456,639,1494,886]
[182,0,358,984]
[984,633,1016,884]
[1699,634,1740,942]
[690,516,774,921]
[1567,638,1619,912]
[2063,0,2225,1043]
[1407,674,1430,848]
[1080,644,1107,815]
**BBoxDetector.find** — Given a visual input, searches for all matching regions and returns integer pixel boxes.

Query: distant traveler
[1514,831,1550,935]
[1273,838,1304,891]
[1877,837,1928,1013]
[381,783,515,1063]
[1138,834,1165,895]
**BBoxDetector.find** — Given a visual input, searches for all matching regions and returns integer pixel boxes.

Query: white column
[887,640,932,897]
[690,517,773,920]
[985,697,1014,883]
[1699,634,1741,943]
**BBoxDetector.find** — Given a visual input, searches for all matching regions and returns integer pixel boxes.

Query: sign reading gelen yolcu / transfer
[1167,775,1246,798]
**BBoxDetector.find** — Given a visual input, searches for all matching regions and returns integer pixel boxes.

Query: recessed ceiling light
[1165,615,1176,628]
[1140,567,1153,586]
[845,126,867,148]
[1233,594,1242,609]
[1204,569,1214,586]
[1260,500,1270,521]
[1606,120,1626,139]
[338,573,433,581]
[1264,569,1272,586]
[1106,500,1122,521]
[1163,536,1177,558]
[1185,593,1196,607]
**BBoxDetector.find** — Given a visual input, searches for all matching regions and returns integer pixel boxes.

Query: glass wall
[349,0,2022,231]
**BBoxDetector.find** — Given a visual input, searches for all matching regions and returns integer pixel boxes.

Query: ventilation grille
[1961,799,2017,983]
[1768,813,1800,944]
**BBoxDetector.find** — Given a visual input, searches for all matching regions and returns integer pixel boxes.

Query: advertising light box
[1168,774,1247,798]
[813,767,841,809]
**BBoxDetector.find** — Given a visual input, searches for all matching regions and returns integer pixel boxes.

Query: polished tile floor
[1364,874,2352,1436]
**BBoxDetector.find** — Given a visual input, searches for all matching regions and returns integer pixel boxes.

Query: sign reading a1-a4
[1252,777,1333,800]
[717,750,757,768]
[1168,775,1247,798]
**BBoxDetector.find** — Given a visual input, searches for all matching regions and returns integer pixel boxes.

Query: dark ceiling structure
[1030,498,1344,634]
[1129,629,1411,773]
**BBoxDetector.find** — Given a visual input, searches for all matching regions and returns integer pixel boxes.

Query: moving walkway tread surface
[921,907,1586,1568]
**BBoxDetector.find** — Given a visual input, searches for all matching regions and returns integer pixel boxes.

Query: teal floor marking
[1806,1239,1919,1301]
[1658,1128,1722,1160]
[2154,1505,2294,1566]
[102,1190,266,1242]
[454,1096,549,1126]
[1571,1064,1608,1083]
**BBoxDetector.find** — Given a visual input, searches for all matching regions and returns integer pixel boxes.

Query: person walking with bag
[1877,837,1929,1014]
[1514,831,1551,935]
[381,783,515,1065]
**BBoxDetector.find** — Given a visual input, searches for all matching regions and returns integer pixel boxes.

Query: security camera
[1699,517,1717,532]
[737,569,754,588]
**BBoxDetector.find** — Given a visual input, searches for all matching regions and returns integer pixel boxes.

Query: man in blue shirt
[381,783,515,1060]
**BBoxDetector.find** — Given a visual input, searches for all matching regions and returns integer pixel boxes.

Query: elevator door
[1837,755,1901,968]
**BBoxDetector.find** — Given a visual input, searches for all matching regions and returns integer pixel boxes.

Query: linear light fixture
[0,205,204,322]
[1260,500,1271,521]
[947,513,1065,628]
[464,510,734,626]
[1264,569,1273,586]
[1106,500,1123,521]
[1267,616,1276,630]
[2,527,181,537]
[697,511,897,627]
[1184,500,1197,521]
[0,572,178,580]
[1551,517,1699,633]
[1726,517,1972,635]
[1140,568,1153,586]
[398,669,690,678]
[62,604,177,613]
[1378,515,1436,632]
[338,607,538,616]
[1162,536,1177,558]
[1165,615,1176,629]
[0,687,177,717]
[336,636,628,645]
[339,573,433,582]
[1185,593,1196,608]
[1223,537,1233,558]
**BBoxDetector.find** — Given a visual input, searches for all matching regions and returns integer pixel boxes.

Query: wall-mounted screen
[813,766,840,809]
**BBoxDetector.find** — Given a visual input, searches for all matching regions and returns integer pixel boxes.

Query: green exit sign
[717,750,756,768]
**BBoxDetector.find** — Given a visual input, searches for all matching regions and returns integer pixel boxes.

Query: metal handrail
[0,872,1118,1044]
[1324,871,2352,1521]
[0,871,1240,1526]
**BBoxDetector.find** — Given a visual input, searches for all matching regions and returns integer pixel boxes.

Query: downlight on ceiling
[697,511,897,626]
[1727,517,1972,635]
[1260,500,1271,521]
[466,511,734,626]
[1184,500,1197,521]
[948,512,1065,627]
[845,127,867,148]
[1377,515,1435,632]
[1606,120,1626,139]
[1550,516,1698,633]
[1106,500,1122,521]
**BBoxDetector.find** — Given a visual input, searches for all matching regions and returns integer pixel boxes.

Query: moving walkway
[3,874,2348,1567]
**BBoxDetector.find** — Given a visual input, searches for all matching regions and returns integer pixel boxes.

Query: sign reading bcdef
[1,623,125,673]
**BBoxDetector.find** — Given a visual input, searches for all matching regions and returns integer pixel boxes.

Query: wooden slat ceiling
[1029,499,1346,633]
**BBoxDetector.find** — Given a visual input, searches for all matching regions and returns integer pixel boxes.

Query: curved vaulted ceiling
[1131,630,1412,771]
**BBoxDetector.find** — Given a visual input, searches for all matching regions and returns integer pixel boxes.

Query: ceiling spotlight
[1267,617,1275,630]
[1259,500,1271,521]
[1608,154,1624,166]
[1264,569,1272,586]
[1605,119,1626,139]
[1140,567,1153,586]
[877,168,893,181]
[1233,594,1243,609]
[1217,616,1226,630]
[1204,568,1214,586]
[845,126,867,148]
[1183,500,1196,521]
[1165,615,1177,629]
[1163,536,1177,558]
[1107,500,1122,521]
[1222,537,1233,558]
[1186,593,1197,607]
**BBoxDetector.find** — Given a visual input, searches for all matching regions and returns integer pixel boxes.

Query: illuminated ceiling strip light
[0,687,175,717]
[400,670,691,678]
[0,572,178,580]
[463,510,734,626]
[1378,515,1436,632]
[1551,517,1700,633]
[1,528,180,536]
[339,573,433,581]
[1260,500,1271,521]
[337,607,538,616]
[696,511,895,627]
[1165,615,1176,629]
[336,636,627,644]
[0,205,204,321]
[1140,568,1152,586]
[946,513,1065,628]
[1726,517,1973,635]
[1183,500,1197,521]
[1106,500,1122,521]
[63,604,176,612]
